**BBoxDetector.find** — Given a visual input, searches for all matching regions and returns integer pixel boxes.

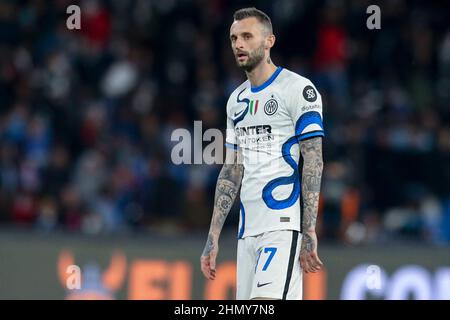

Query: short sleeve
[225,115,239,149]
[286,80,325,141]
[224,97,239,150]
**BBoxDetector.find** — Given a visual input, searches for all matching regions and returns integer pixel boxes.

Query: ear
[265,34,276,49]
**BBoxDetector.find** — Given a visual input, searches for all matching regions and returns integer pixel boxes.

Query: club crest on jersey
[264,99,278,116]
[249,99,259,115]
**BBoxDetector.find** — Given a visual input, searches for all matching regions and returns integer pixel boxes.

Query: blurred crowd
[0,0,450,245]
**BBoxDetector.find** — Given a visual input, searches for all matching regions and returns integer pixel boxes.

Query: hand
[299,230,323,273]
[200,235,219,280]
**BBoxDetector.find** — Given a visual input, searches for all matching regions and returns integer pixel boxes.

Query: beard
[235,43,265,72]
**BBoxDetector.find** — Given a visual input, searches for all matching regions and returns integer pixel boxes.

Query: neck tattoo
[267,57,271,64]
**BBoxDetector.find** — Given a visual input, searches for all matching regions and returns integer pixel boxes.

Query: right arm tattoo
[202,149,244,256]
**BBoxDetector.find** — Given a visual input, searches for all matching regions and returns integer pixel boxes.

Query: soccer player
[200,7,324,300]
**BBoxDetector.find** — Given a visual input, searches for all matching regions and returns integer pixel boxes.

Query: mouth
[236,52,248,61]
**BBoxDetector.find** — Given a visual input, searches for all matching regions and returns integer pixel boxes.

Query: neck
[245,58,277,88]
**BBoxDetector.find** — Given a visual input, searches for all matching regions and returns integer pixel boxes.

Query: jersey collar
[250,66,283,93]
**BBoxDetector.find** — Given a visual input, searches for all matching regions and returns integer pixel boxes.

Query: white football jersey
[225,67,324,238]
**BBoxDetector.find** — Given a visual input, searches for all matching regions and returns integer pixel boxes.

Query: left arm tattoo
[299,137,324,234]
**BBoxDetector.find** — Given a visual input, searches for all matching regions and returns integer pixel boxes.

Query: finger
[305,256,315,273]
[201,266,210,279]
[307,257,319,272]
[306,255,320,272]
[306,253,321,273]
[310,253,323,270]
[205,255,216,280]
[309,263,320,273]
[210,253,217,271]
[314,254,324,267]
[304,257,312,273]
[301,255,312,273]
[309,257,322,273]
[210,269,216,280]
[200,257,211,279]
[311,260,323,272]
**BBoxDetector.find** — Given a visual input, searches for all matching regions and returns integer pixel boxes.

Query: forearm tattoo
[299,137,323,234]
[302,232,316,252]
[202,150,243,257]
[202,234,215,257]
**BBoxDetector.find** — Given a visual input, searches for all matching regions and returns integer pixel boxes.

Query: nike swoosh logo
[234,109,245,117]
[257,282,272,288]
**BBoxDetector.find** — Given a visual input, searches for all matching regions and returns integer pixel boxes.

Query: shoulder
[226,80,249,113]
[278,69,321,106]
[227,79,250,101]
[280,68,318,93]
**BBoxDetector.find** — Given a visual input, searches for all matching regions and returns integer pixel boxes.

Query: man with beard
[201,7,325,300]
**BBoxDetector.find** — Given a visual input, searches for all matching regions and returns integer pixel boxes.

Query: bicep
[299,137,323,163]
[221,146,244,182]
[299,137,323,192]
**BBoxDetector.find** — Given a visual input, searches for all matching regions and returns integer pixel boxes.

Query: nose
[234,38,244,51]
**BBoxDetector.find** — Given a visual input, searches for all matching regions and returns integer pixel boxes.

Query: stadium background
[0,0,449,299]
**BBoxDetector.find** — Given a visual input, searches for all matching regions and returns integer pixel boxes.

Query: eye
[244,34,251,40]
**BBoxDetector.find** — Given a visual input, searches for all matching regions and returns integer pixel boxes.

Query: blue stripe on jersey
[297,131,325,141]
[233,88,250,126]
[238,201,245,239]
[295,111,324,137]
[262,112,324,210]
[250,66,283,93]
[262,136,301,210]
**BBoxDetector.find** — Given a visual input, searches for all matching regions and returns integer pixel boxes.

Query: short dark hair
[233,7,273,34]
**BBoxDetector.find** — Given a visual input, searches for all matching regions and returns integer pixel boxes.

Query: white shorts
[236,229,302,300]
